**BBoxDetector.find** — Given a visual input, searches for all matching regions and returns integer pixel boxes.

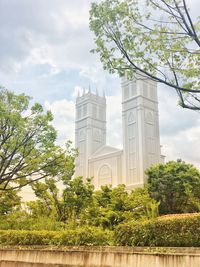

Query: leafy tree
[62,177,94,227]
[90,185,128,229]
[90,0,200,110]
[27,200,52,218]
[110,184,128,211]
[27,177,95,227]
[146,160,200,214]
[94,185,112,208]
[0,189,21,215]
[0,88,76,190]
[127,187,159,219]
[0,177,160,230]
[85,185,158,229]
[30,179,60,219]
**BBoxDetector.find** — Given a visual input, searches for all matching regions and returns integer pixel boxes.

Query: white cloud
[158,85,199,136]
[45,99,75,145]
[162,125,200,168]
[0,0,95,74]
[158,84,200,168]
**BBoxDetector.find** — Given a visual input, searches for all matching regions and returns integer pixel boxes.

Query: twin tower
[75,75,164,190]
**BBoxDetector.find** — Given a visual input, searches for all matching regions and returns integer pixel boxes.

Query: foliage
[0,88,76,190]
[90,0,200,110]
[0,227,113,246]
[114,213,200,247]
[0,189,21,215]
[29,177,95,226]
[30,178,62,220]
[86,185,127,229]
[0,180,159,231]
[2,213,200,247]
[0,211,65,231]
[146,160,200,214]
[127,187,159,219]
[83,185,159,229]
[1,165,200,247]
[62,177,94,226]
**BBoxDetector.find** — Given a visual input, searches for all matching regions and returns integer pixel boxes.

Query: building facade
[75,75,164,190]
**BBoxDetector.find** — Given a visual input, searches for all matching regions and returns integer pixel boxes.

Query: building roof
[90,145,123,159]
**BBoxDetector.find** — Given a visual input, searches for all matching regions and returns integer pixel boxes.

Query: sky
[0,0,199,169]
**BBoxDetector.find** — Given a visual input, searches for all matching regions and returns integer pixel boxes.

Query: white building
[75,75,164,190]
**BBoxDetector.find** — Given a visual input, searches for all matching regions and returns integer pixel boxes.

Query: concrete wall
[0,247,200,267]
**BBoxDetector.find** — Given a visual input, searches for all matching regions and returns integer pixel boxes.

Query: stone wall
[0,247,200,267]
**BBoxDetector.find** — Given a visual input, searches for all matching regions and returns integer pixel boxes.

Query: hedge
[1,214,200,247]
[114,213,200,247]
[0,227,113,246]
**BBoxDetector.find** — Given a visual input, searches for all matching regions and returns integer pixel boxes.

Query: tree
[90,0,200,110]
[85,184,159,229]
[146,160,200,214]
[91,185,128,229]
[62,177,94,226]
[30,178,61,219]
[0,189,21,215]
[0,88,76,190]
[127,187,159,219]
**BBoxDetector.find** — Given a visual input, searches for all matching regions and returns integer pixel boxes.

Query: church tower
[75,89,106,179]
[122,74,161,189]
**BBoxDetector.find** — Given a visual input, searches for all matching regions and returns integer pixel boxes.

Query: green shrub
[0,227,113,246]
[0,214,66,231]
[0,230,55,245]
[114,213,200,247]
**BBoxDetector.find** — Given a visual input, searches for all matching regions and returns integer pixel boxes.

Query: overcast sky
[0,0,199,169]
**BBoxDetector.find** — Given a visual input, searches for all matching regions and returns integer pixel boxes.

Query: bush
[0,227,113,246]
[114,213,200,247]
[0,213,66,231]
